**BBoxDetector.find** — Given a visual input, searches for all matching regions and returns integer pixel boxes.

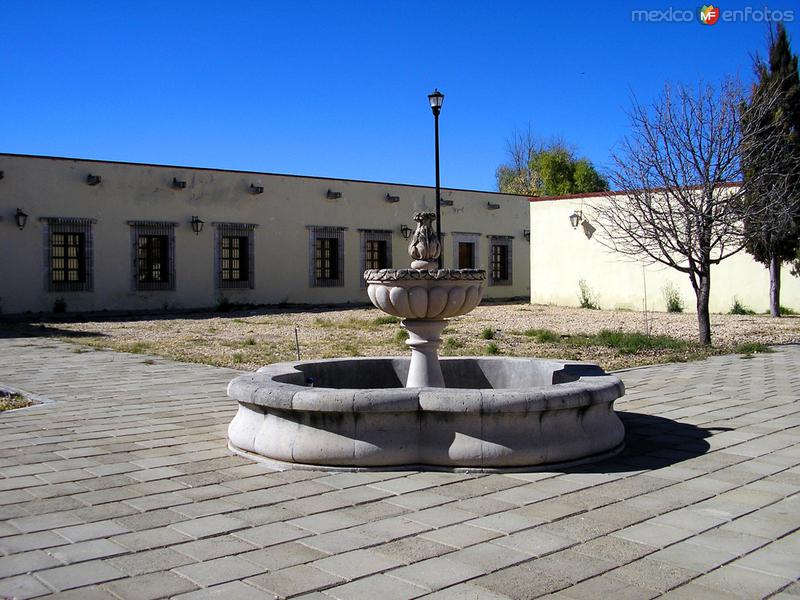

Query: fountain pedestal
[404,319,446,388]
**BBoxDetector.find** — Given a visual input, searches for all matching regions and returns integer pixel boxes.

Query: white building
[0,153,531,315]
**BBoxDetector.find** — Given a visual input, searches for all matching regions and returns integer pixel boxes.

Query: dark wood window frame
[128,221,177,291]
[42,217,95,293]
[308,226,346,287]
[488,235,513,286]
[214,223,257,290]
[359,229,392,287]
[452,232,480,270]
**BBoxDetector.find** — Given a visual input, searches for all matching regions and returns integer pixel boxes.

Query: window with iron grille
[138,235,168,283]
[308,226,346,287]
[128,221,176,291]
[214,223,256,289]
[359,229,392,287]
[43,217,95,292]
[488,236,513,286]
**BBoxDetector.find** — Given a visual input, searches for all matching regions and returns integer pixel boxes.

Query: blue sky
[2,1,798,191]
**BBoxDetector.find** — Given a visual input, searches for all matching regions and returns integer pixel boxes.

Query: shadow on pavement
[566,411,728,475]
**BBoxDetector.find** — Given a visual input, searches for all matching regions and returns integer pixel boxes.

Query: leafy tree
[742,23,800,317]
[495,129,607,196]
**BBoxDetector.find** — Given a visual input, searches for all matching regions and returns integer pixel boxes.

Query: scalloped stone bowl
[364,268,485,319]
[227,357,626,471]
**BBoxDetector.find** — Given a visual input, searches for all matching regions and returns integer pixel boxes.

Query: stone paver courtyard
[0,336,798,599]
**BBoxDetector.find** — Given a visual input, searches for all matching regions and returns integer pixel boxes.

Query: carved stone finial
[408,212,441,269]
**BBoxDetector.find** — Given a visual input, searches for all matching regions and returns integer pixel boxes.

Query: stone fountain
[227,212,625,471]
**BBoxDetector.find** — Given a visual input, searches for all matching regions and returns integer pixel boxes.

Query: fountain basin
[227,357,625,471]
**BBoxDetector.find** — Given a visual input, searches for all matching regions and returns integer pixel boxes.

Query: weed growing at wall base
[730,297,756,315]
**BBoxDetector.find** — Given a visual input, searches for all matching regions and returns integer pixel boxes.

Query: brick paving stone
[470,559,571,599]
[692,564,794,598]
[419,522,503,548]
[172,580,273,600]
[238,541,329,571]
[106,547,196,576]
[493,528,575,557]
[609,557,701,593]
[0,573,53,599]
[173,534,257,561]
[231,521,309,547]
[388,555,485,591]
[245,563,343,597]
[299,528,380,554]
[312,548,402,580]
[104,570,199,600]
[36,559,127,591]
[173,555,265,587]
[0,549,62,578]
[446,541,532,573]
[43,585,120,599]
[47,538,128,563]
[169,514,248,539]
[55,519,130,542]
[373,537,455,564]
[323,573,427,600]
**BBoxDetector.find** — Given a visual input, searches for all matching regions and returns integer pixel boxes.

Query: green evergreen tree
[742,23,800,317]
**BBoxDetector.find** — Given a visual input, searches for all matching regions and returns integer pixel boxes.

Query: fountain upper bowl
[364,268,486,320]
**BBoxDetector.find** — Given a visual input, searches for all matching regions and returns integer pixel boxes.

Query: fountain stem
[403,319,446,387]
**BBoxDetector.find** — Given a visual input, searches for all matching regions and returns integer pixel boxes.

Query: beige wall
[0,154,530,315]
[530,194,800,314]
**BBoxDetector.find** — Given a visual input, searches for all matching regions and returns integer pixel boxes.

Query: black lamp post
[428,88,444,269]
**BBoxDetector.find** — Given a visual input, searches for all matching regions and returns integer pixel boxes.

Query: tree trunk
[769,254,781,317]
[695,272,712,345]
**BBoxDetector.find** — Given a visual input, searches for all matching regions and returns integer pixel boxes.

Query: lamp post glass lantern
[569,211,582,229]
[427,89,444,268]
[400,224,412,240]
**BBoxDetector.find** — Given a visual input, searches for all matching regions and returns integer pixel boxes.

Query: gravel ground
[6,302,799,372]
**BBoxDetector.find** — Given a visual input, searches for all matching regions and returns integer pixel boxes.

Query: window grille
[128,221,177,291]
[359,229,392,287]
[488,235,513,286]
[213,223,257,289]
[308,226,346,287]
[42,217,95,292]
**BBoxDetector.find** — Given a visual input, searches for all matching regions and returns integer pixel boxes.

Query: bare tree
[591,79,785,345]
[495,125,540,195]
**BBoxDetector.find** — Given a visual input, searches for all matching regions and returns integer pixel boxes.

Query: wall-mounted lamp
[385,193,400,203]
[400,224,412,240]
[523,229,530,242]
[326,190,342,200]
[569,211,583,229]
[250,184,264,195]
[440,199,454,206]
[173,177,187,189]
[190,215,204,235]
[14,208,28,230]
[487,202,500,210]
[0,171,4,180]
[86,174,102,186]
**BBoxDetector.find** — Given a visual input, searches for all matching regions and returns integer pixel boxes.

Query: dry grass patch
[1,302,797,372]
